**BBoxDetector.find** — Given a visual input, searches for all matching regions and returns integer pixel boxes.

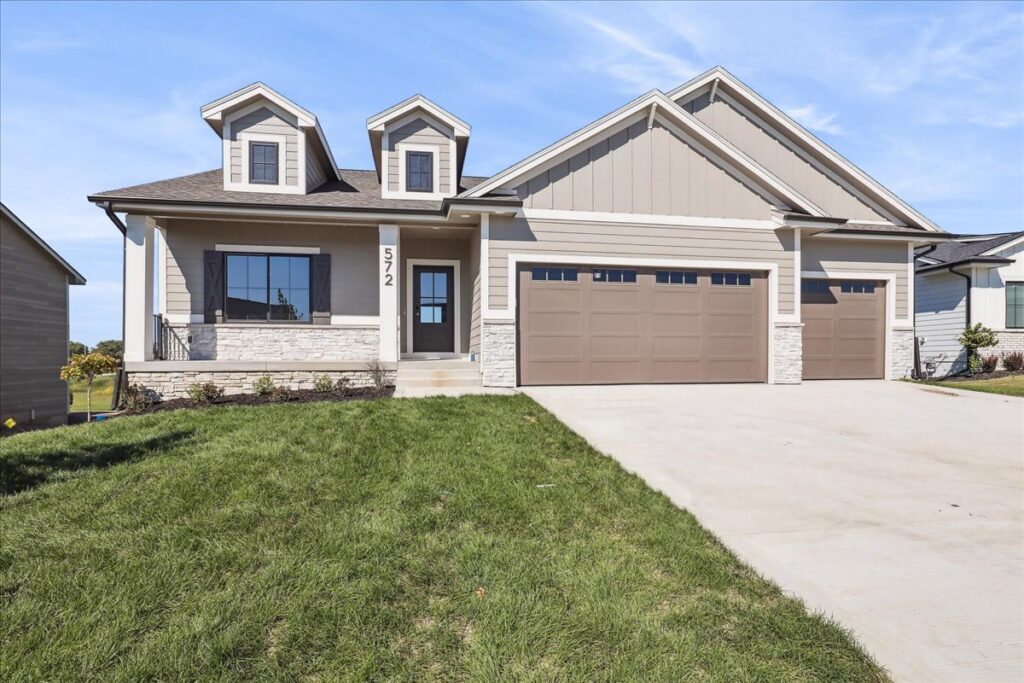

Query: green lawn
[931,374,1024,397]
[69,374,115,413]
[0,396,886,681]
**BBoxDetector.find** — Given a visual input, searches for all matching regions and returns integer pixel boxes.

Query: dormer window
[406,151,433,192]
[250,141,279,185]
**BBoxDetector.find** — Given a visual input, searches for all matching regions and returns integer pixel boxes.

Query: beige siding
[515,118,774,220]
[386,117,453,193]
[686,93,886,221]
[164,220,378,318]
[469,231,481,354]
[229,107,300,187]
[305,131,328,191]
[802,238,910,318]
[400,237,473,353]
[488,216,796,314]
[0,216,70,426]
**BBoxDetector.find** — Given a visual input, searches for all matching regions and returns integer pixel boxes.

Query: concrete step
[397,377,484,389]
[396,369,482,381]
[398,359,478,369]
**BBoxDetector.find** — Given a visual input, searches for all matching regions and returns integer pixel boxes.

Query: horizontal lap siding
[686,93,887,222]
[802,239,910,319]
[163,220,378,318]
[305,133,328,190]
[400,237,473,354]
[517,118,773,221]
[387,118,453,193]
[469,234,482,354]
[915,270,967,375]
[0,217,69,425]
[230,107,300,186]
[488,216,795,315]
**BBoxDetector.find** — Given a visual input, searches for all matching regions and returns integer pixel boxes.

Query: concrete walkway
[525,381,1024,683]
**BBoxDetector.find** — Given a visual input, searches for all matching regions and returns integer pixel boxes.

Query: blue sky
[2,0,1022,345]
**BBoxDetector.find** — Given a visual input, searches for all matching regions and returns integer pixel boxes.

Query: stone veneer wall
[481,320,516,387]
[772,322,803,385]
[129,370,392,401]
[167,324,378,361]
[891,328,915,380]
[981,330,1024,358]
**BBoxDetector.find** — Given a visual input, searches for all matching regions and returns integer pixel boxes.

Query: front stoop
[394,359,515,398]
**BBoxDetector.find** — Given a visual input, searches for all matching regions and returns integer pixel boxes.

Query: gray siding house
[915,232,1024,376]
[1,203,86,427]
[89,67,949,398]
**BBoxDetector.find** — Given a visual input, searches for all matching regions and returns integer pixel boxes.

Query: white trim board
[405,258,462,354]
[497,252,784,384]
[222,117,307,195]
[215,244,321,254]
[390,142,446,200]
[802,269,898,380]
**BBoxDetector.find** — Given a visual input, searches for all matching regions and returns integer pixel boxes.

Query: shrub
[253,374,275,396]
[270,385,294,402]
[187,382,223,403]
[120,384,154,412]
[365,361,391,391]
[1003,351,1024,372]
[958,324,998,374]
[335,375,352,396]
[313,374,334,393]
[981,354,1000,373]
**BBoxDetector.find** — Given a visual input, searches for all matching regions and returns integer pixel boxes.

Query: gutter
[98,201,128,405]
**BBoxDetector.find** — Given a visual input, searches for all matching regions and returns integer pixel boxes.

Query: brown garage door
[801,279,885,380]
[518,265,768,385]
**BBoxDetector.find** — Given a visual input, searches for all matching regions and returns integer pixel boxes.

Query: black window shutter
[311,253,331,325]
[203,251,225,323]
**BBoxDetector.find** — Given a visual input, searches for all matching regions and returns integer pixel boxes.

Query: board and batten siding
[386,118,453,194]
[229,107,300,187]
[516,118,774,220]
[972,240,1023,331]
[802,239,910,319]
[163,220,378,318]
[0,215,70,426]
[487,216,797,315]
[684,92,887,222]
[915,270,968,376]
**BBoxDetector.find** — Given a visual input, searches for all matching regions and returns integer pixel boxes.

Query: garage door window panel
[593,268,637,283]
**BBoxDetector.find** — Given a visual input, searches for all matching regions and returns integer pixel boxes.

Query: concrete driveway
[524,381,1023,683]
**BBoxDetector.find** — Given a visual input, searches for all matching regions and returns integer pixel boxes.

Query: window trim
[248,140,280,185]
[1007,281,1024,329]
[223,251,313,324]
[393,141,445,200]
[405,150,434,193]
[227,127,299,193]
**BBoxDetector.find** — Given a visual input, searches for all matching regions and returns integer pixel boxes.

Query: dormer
[367,95,470,200]
[201,83,339,195]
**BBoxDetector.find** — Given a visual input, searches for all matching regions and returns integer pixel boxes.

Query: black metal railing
[152,314,190,361]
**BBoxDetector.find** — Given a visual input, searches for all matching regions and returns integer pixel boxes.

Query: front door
[412,265,455,352]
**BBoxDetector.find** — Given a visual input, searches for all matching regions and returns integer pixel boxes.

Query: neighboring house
[1,203,86,427]
[88,67,949,398]
[915,231,1024,377]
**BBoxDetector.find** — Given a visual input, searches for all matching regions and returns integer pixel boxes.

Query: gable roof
[201,82,341,182]
[365,94,471,182]
[915,231,1024,272]
[669,67,942,232]
[460,89,826,217]
[1,202,86,285]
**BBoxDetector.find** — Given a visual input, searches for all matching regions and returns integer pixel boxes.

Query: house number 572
[383,247,394,286]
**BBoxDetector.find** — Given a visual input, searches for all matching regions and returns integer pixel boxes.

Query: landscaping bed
[127,385,393,415]
[0,396,887,681]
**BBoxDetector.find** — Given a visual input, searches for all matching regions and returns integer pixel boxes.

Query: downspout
[949,265,972,377]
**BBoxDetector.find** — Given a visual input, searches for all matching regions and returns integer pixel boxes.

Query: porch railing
[152,314,189,361]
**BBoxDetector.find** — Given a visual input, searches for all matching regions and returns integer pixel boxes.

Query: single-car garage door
[518,265,768,385]
[801,278,885,380]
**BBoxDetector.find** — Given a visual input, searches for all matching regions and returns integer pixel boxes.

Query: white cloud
[782,104,844,136]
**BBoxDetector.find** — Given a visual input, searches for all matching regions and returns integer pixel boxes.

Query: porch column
[124,214,155,362]
[379,224,400,362]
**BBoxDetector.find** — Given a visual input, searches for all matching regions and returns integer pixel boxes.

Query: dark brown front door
[801,279,885,379]
[518,265,768,385]
[413,265,455,352]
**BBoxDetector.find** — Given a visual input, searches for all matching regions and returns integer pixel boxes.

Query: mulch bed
[125,386,394,415]
[937,370,1023,382]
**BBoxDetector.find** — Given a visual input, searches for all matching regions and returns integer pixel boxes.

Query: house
[1,202,87,427]
[88,67,949,398]
[915,231,1024,376]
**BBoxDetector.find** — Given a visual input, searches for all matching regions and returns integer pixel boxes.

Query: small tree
[60,352,118,420]
[93,339,124,359]
[69,341,88,356]
[958,323,998,374]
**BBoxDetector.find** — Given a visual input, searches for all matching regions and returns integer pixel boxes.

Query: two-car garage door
[518,265,768,385]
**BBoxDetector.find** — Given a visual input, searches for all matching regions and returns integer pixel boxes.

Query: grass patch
[69,374,115,413]
[0,396,887,681]
[931,374,1024,397]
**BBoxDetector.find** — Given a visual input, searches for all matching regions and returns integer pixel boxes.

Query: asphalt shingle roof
[89,169,494,212]
[916,231,1024,270]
